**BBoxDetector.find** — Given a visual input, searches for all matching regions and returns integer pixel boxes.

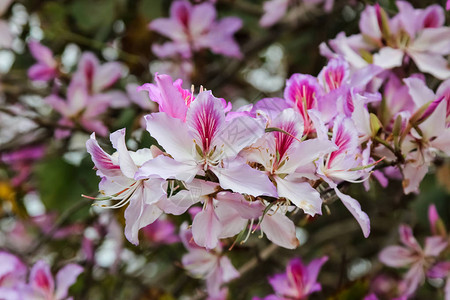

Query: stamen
[241,219,254,244]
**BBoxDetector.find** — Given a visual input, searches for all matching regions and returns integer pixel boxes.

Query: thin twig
[24,197,92,256]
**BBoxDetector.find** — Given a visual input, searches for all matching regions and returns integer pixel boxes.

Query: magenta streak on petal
[287,259,305,297]
[174,80,195,106]
[418,96,445,123]
[422,8,442,28]
[327,123,352,169]
[440,88,450,118]
[274,120,297,164]
[192,99,221,153]
[92,147,120,171]
[325,65,345,91]
[35,269,51,292]
[345,92,354,114]
[175,3,190,27]
[290,83,316,119]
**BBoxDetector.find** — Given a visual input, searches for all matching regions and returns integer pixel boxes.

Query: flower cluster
[148,0,242,81]
[87,68,380,250]
[0,251,83,300]
[82,2,450,298]
[376,204,450,299]
[28,42,131,139]
[253,256,328,300]
[322,1,450,79]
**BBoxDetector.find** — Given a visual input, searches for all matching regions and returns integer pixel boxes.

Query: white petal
[215,204,247,239]
[192,201,222,249]
[410,28,450,55]
[373,47,404,69]
[212,160,277,197]
[408,51,450,80]
[135,155,200,182]
[260,211,299,249]
[216,116,266,159]
[334,188,370,238]
[110,129,138,178]
[275,177,322,216]
[145,113,195,162]
[403,77,435,107]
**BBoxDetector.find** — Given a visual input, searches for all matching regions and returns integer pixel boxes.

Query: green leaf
[34,156,99,221]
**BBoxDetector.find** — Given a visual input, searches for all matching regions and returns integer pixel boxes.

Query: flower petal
[403,77,435,107]
[305,256,329,294]
[410,27,450,55]
[145,112,194,162]
[28,41,55,66]
[379,246,415,267]
[135,155,199,182]
[110,129,138,178]
[28,64,56,81]
[192,200,222,249]
[93,62,122,92]
[408,51,450,80]
[275,177,322,216]
[334,188,370,238]
[215,192,265,219]
[424,236,447,257]
[124,188,163,245]
[30,260,55,295]
[216,116,265,159]
[215,203,247,239]
[373,47,404,69]
[54,264,83,300]
[212,160,277,197]
[86,133,121,177]
[260,210,299,249]
[189,2,216,37]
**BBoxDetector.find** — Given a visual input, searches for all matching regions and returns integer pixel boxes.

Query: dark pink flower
[142,218,179,245]
[28,41,58,81]
[379,225,447,296]
[265,256,328,299]
[23,260,83,300]
[149,0,242,59]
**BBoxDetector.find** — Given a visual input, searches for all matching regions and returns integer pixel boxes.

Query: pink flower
[74,52,123,96]
[259,0,334,27]
[428,261,450,300]
[21,260,83,300]
[45,79,110,138]
[135,90,276,198]
[318,117,371,237]
[379,224,447,296]
[259,0,290,27]
[142,218,179,245]
[244,108,335,217]
[149,0,242,59]
[323,2,450,79]
[400,77,450,194]
[86,129,167,245]
[284,74,321,134]
[28,41,58,81]
[0,252,27,288]
[138,73,231,121]
[180,223,239,298]
[262,256,328,299]
[138,73,192,120]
